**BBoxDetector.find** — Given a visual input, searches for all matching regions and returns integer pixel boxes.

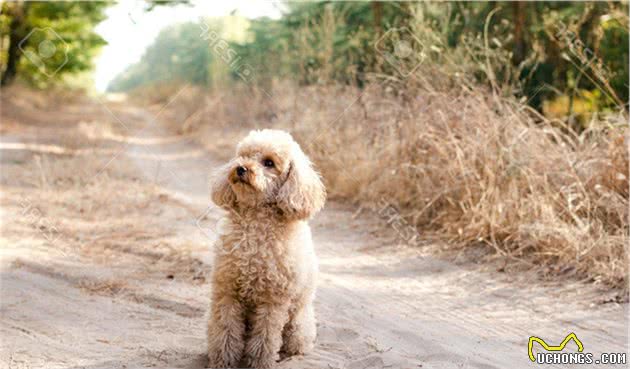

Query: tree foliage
[0,0,109,87]
[0,0,190,88]
[108,1,628,116]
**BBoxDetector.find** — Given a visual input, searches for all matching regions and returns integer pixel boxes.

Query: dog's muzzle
[236,166,248,178]
[231,165,252,185]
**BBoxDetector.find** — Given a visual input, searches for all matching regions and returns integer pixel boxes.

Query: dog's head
[211,129,326,220]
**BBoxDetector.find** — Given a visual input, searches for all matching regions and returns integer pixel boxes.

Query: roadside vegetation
[2,1,628,294]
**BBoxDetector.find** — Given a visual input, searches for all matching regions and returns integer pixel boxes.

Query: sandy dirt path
[0,93,628,369]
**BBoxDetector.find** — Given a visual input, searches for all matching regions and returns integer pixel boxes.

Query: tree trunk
[371,2,383,36]
[511,2,527,65]
[1,2,29,87]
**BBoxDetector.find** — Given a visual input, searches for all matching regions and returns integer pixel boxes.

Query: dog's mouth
[230,175,255,190]
[232,177,250,186]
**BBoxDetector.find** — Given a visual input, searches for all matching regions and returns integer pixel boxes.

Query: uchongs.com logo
[528,333,627,365]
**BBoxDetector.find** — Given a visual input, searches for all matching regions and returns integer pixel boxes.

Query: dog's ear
[210,163,237,210]
[277,150,326,220]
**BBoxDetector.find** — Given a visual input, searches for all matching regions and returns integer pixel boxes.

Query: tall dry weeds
[296,84,628,289]
[140,6,629,293]
[164,79,627,292]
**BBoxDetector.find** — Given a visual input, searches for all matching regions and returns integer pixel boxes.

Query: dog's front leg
[207,294,245,368]
[244,302,290,368]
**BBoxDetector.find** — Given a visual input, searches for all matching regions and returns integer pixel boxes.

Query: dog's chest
[216,217,297,303]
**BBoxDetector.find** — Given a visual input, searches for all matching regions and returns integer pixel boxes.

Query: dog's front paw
[243,337,278,369]
[243,353,276,369]
[206,356,226,369]
[207,352,238,369]
[207,331,244,368]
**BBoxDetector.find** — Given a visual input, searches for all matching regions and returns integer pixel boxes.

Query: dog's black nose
[236,166,247,177]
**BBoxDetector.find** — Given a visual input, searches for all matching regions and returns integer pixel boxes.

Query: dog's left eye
[263,159,275,168]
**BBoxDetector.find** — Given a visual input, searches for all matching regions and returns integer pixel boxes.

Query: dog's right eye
[263,159,275,168]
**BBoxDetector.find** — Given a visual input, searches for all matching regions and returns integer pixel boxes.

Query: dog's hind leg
[207,294,245,368]
[281,294,316,356]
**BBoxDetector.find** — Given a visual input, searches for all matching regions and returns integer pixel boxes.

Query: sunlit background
[0,2,628,368]
[94,0,282,91]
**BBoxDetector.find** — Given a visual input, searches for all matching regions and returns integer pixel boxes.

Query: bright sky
[94,0,282,92]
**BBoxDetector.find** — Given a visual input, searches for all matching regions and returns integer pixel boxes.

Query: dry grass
[161,78,628,292]
[120,11,628,292]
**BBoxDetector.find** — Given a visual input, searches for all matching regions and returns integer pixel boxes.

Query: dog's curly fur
[207,129,326,368]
